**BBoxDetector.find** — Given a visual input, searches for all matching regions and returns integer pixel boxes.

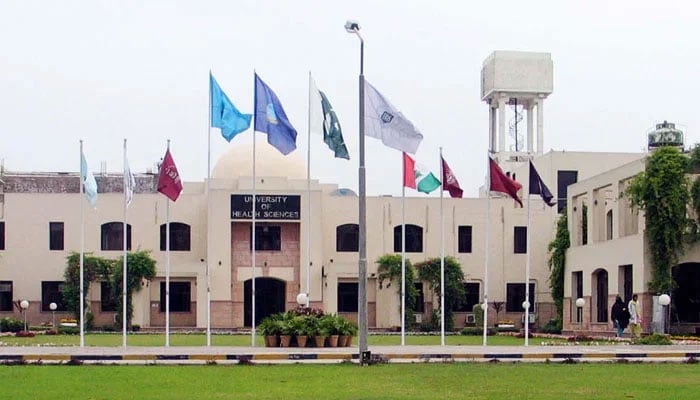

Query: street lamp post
[49,302,58,329]
[659,294,671,334]
[20,300,29,332]
[345,19,369,364]
[575,297,585,324]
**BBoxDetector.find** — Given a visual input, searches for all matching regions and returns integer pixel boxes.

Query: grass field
[0,333,569,347]
[0,363,698,399]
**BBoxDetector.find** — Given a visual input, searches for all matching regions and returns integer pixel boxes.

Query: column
[489,102,497,152]
[498,96,507,153]
[536,97,544,154]
[526,102,534,154]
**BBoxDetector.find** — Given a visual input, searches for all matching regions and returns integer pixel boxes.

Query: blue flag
[80,150,98,208]
[254,74,297,155]
[210,73,252,142]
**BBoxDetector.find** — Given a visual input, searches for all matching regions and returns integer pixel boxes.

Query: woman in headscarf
[611,296,630,337]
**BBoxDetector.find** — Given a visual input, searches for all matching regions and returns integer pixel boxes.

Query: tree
[627,146,690,293]
[111,250,157,329]
[376,254,418,329]
[547,214,569,322]
[415,257,465,331]
[63,252,117,326]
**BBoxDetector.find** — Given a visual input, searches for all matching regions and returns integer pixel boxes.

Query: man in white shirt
[628,294,641,338]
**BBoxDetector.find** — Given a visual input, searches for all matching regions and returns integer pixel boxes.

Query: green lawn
[0,333,567,347]
[0,363,698,399]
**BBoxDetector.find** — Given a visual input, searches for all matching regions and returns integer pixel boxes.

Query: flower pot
[313,335,327,347]
[328,334,340,347]
[296,335,308,348]
[264,335,279,348]
[338,335,349,347]
[345,335,353,347]
[279,335,292,347]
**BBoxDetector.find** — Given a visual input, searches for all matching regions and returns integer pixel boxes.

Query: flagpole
[165,140,171,347]
[306,72,312,308]
[483,154,491,346]
[252,73,258,347]
[439,147,445,346]
[401,154,406,346]
[524,169,532,347]
[206,72,212,347]
[122,139,128,348]
[79,140,85,348]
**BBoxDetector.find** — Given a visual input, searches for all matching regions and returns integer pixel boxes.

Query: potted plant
[279,314,296,347]
[258,315,282,347]
[338,318,358,347]
[295,315,315,348]
[320,314,341,347]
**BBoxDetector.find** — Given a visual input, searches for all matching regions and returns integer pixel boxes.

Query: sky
[2,0,699,197]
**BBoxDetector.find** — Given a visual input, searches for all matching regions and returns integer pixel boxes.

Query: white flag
[364,80,423,154]
[124,157,135,207]
[80,150,98,208]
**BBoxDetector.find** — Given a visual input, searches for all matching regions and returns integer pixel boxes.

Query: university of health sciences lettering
[230,194,301,220]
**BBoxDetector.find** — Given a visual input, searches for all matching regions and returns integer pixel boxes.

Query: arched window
[606,210,613,240]
[101,222,131,251]
[160,222,191,251]
[336,224,359,252]
[393,224,423,253]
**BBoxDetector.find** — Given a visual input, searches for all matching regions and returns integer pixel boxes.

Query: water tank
[648,121,683,151]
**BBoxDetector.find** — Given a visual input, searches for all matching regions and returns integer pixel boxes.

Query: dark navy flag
[254,74,298,155]
[210,73,252,142]
[529,161,555,207]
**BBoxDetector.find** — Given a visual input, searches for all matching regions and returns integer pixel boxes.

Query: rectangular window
[250,225,281,251]
[100,282,117,312]
[337,282,358,312]
[0,281,12,311]
[0,221,5,250]
[557,170,578,213]
[413,282,425,313]
[336,224,359,252]
[41,281,66,311]
[506,283,535,312]
[453,282,480,312]
[514,226,527,254]
[49,222,64,251]
[458,226,472,253]
[160,282,191,312]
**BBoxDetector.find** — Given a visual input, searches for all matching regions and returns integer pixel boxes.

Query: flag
[80,151,98,208]
[489,157,522,206]
[124,157,135,207]
[529,161,555,206]
[158,149,183,202]
[441,156,463,198]
[403,153,441,194]
[364,80,423,154]
[254,73,297,155]
[309,77,349,159]
[210,73,252,142]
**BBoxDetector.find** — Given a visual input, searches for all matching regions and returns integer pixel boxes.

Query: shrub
[58,326,79,335]
[634,333,672,345]
[460,327,496,336]
[15,330,36,338]
[541,318,563,334]
[0,317,24,333]
[44,329,59,335]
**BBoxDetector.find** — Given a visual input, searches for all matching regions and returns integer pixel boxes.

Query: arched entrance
[244,277,286,327]
[592,269,608,322]
[673,262,700,323]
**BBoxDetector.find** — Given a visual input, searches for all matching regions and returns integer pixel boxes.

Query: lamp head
[20,300,29,310]
[49,302,57,311]
[659,294,671,306]
[296,293,308,306]
[522,301,531,310]
[344,20,360,33]
[575,298,585,308]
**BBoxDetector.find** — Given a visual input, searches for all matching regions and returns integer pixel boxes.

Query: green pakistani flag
[310,76,350,159]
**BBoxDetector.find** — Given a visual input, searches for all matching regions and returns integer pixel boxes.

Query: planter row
[265,334,354,348]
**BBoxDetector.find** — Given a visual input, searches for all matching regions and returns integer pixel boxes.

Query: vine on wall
[547,214,569,322]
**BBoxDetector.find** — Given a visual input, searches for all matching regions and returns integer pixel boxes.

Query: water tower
[481,51,553,168]
[647,121,683,152]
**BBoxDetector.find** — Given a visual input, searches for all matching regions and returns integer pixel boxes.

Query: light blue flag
[210,73,252,142]
[253,73,297,155]
[80,151,98,207]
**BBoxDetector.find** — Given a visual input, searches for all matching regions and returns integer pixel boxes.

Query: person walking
[611,296,630,337]
[628,294,642,338]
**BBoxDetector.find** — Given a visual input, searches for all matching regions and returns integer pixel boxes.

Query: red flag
[158,149,183,202]
[489,157,522,206]
[403,152,417,189]
[441,156,463,198]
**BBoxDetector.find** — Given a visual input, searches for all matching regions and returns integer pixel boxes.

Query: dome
[212,139,306,179]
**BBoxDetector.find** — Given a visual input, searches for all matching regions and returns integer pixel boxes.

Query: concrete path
[2,344,699,364]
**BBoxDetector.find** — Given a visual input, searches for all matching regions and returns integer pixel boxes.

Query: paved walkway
[2,344,699,364]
